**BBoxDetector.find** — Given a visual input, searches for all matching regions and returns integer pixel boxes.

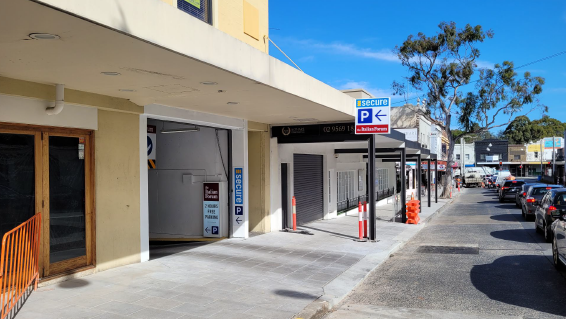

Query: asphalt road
[327,187,566,319]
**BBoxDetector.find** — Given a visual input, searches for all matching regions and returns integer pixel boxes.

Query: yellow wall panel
[217,0,269,53]
[243,1,259,40]
[95,110,141,271]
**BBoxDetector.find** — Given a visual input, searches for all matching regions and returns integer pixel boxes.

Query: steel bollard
[292,196,297,231]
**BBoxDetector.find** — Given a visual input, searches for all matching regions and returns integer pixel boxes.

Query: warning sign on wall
[147,125,157,169]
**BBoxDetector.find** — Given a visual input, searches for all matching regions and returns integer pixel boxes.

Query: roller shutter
[293,154,324,224]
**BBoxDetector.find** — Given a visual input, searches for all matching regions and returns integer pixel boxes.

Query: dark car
[515,183,543,208]
[535,188,566,242]
[522,184,562,221]
[551,200,566,269]
[498,180,525,203]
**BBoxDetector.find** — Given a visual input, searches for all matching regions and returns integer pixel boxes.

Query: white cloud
[297,55,315,62]
[285,38,398,63]
[474,59,494,69]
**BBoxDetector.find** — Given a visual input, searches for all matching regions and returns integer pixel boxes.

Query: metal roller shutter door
[293,154,324,225]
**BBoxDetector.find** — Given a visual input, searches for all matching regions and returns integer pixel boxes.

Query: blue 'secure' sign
[235,168,243,205]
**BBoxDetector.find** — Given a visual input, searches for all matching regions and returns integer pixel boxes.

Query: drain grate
[416,245,479,255]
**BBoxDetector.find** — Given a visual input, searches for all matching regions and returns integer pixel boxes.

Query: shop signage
[355,98,391,134]
[272,123,356,138]
[234,168,244,224]
[420,161,447,171]
[203,183,220,237]
[147,125,156,160]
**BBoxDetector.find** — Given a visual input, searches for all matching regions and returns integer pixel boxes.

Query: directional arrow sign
[205,227,210,233]
[355,98,391,134]
[375,109,385,122]
[236,216,242,225]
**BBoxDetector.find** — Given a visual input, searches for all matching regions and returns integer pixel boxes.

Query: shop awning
[1,0,355,125]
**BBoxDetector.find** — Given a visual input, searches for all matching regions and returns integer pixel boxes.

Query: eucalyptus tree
[392,22,546,197]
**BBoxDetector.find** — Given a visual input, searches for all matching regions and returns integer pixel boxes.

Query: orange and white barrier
[358,202,363,241]
[293,196,297,231]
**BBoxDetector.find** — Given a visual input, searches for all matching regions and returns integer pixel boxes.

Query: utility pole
[540,139,543,177]
[461,137,465,177]
[552,136,558,183]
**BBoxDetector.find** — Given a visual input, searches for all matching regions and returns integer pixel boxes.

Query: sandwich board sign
[355,98,391,134]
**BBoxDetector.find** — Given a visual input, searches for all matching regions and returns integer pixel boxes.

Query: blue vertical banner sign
[203,183,220,237]
[234,168,244,225]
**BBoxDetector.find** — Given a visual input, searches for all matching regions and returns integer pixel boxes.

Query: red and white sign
[355,98,391,135]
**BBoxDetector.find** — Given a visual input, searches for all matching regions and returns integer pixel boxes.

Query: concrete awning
[1,0,355,124]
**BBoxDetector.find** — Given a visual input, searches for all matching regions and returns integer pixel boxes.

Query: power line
[391,50,566,105]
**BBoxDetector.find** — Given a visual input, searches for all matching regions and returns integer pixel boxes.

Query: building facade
[475,139,509,169]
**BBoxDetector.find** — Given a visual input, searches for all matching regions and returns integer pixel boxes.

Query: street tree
[532,116,566,138]
[502,115,544,144]
[392,22,546,197]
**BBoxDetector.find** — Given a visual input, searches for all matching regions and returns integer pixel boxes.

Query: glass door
[43,132,93,276]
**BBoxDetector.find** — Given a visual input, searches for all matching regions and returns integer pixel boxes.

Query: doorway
[0,124,94,278]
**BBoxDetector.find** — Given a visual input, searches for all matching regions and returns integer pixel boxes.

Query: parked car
[499,180,525,202]
[515,183,542,208]
[535,188,566,242]
[551,201,566,269]
[522,185,562,221]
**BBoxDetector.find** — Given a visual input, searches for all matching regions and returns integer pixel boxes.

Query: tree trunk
[441,115,455,198]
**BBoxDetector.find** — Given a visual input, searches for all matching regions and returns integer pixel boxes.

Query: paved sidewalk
[17,196,454,319]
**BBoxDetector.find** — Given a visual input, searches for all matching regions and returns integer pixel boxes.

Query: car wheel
[553,238,564,270]
[544,222,552,243]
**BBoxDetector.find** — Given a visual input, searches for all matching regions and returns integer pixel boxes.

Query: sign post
[203,183,220,237]
[234,168,244,232]
[355,97,391,240]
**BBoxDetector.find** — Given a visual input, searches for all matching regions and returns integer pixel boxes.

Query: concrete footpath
[17,194,456,319]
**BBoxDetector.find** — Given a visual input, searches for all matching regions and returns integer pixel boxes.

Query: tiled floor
[14,197,449,319]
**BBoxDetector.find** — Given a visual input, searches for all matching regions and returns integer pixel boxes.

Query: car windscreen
[531,187,558,195]
[503,181,524,187]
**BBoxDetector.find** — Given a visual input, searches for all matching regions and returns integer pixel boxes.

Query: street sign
[203,183,220,237]
[355,98,391,134]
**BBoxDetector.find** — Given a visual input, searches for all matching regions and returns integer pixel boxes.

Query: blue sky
[268,0,566,131]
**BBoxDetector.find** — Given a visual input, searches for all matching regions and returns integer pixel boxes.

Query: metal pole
[417,154,422,204]
[368,135,376,240]
[434,158,438,204]
[427,158,431,207]
[540,139,543,177]
[401,148,407,223]
[552,136,557,184]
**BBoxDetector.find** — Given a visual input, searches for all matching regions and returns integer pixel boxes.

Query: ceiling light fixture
[160,127,200,134]
[227,102,239,105]
[200,81,218,85]
[101,72,121,76]
[29,33,60,40]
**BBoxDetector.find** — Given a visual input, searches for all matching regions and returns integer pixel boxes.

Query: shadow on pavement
[490,214,521,222]
[471,255,566,317]
[300,226,359,240]
[149,241,211,260]
[273,289,320,300]
[490,229,538,243]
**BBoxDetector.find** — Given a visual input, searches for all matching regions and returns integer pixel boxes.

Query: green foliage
[457,62,547,133]
[502,115,542,144]
[502,115,564,144]
[532,116,566,137]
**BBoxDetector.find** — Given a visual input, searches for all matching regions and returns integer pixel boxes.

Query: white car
[495,171,511,189]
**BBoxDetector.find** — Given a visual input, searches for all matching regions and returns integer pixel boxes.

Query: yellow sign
[184,0,200,9]
[527,144,540,152]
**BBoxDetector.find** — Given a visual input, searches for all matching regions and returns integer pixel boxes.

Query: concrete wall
[147,120,229,239]
[95,110,141,271]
